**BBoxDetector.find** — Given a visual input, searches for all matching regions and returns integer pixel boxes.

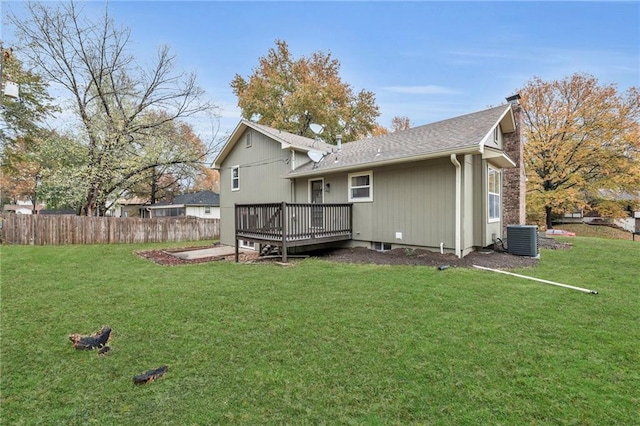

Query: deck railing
[235,202,352,261]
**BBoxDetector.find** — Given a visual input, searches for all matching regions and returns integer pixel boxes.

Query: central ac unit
[507,225,539,257]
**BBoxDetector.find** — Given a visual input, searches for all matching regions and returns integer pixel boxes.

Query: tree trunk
[545,205,554,229]
[150,167,158,204]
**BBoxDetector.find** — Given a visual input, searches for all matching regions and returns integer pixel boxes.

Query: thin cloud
[383,85,462,95]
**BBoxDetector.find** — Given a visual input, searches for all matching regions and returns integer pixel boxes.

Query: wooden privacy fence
[0,215,220,245]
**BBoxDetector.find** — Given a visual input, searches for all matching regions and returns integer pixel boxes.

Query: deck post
[281,201,288,262]
[234,203,239,262]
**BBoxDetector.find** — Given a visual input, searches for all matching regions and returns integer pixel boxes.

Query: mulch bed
[135,235,571,269]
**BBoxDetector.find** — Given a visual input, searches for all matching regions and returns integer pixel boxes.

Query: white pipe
[450,154,461,258]
[472,265,598,294]
[440,242,444,254]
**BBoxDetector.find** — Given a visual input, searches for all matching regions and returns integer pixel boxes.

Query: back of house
[213,100,526,257]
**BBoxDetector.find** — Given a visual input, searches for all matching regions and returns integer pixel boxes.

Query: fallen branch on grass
[69,326,112,350]
[133,365,169,385]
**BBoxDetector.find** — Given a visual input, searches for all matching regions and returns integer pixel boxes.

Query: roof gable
[212,119,334,169]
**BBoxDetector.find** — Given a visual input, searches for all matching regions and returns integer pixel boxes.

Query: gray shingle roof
[289,104,512,176]
[151,190,220,207]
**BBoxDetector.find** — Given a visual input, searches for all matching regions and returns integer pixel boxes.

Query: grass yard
[1,237,638,425]
[552,223,635,240]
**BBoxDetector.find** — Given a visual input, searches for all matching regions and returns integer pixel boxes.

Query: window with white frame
[348,171,373,202]
[231,166,240,191]
[488,167,501,222]
[240,240,255,249]
[245,132,252,148]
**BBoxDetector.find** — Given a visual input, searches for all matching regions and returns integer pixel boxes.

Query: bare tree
[9,1,218,215]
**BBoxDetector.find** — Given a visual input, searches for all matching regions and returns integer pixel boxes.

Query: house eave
[147,204,186,210]
[286,146,481,179]
[482,147,516,168]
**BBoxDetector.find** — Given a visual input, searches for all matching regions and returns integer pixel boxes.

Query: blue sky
[3,1,639,140]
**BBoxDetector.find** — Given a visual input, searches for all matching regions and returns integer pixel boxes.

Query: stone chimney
[502,95,527,234]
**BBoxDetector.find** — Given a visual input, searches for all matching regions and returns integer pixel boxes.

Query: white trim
[231,165,240,191]
[488,166,501,223]
[348,171,373,202]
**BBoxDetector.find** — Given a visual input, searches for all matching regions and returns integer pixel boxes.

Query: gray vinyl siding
[218,129,295,246]
[472,155,484,247]
[371,159,455,249]
[484,125,503,150]
[294,157,456,251]
[462,154,476,255]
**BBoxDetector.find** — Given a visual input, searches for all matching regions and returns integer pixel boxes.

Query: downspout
[450,154,462,258]
[290,149,296,202]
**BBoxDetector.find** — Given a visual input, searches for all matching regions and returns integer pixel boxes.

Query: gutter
[450,154,462,258]
[288,146,479,179]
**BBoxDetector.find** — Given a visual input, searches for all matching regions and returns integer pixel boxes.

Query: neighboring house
[146,190,221,219]
[562,190,640,233]
[212,99,526,258]
[111,196,151,218]
[2,201,45,215]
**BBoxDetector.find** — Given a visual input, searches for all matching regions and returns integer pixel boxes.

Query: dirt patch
[135,246,259,266]
[307,247,536,269]
[135,235,571,268]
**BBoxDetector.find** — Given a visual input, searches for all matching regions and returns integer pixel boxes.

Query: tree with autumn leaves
[519,73,640,229]
[231,40,381,144]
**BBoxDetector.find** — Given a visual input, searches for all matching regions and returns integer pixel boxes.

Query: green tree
[231,39,380,143]
[9,1,217,215]
[1,46,56,170]
[519,73,640,228]
[123,111,209,205]
[1,130,85,212]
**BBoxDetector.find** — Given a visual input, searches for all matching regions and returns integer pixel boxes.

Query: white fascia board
[286,147,480,179]
[482,148,516,168]
[211,120,249,169]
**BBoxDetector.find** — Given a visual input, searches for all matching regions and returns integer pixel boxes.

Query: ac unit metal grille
[507,225,539,257]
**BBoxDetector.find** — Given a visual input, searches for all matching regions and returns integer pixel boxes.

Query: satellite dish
[309,123,324,135]
[307,150,324,163]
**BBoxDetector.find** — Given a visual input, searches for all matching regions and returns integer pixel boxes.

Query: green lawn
[1,238,638,425]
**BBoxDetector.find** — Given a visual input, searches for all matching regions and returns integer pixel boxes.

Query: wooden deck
[235,202,352,262]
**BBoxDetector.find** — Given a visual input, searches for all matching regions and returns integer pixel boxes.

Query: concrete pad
[169,245,245,260]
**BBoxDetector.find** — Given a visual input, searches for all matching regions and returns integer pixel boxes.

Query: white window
[348,171,373,202]
[493,127,499,143]
[488,167,501,222]
[372,242,391,252]
[204,206,211,214]
[240,240,255,249]
[231,166,239,191]
[245,132,252,148]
